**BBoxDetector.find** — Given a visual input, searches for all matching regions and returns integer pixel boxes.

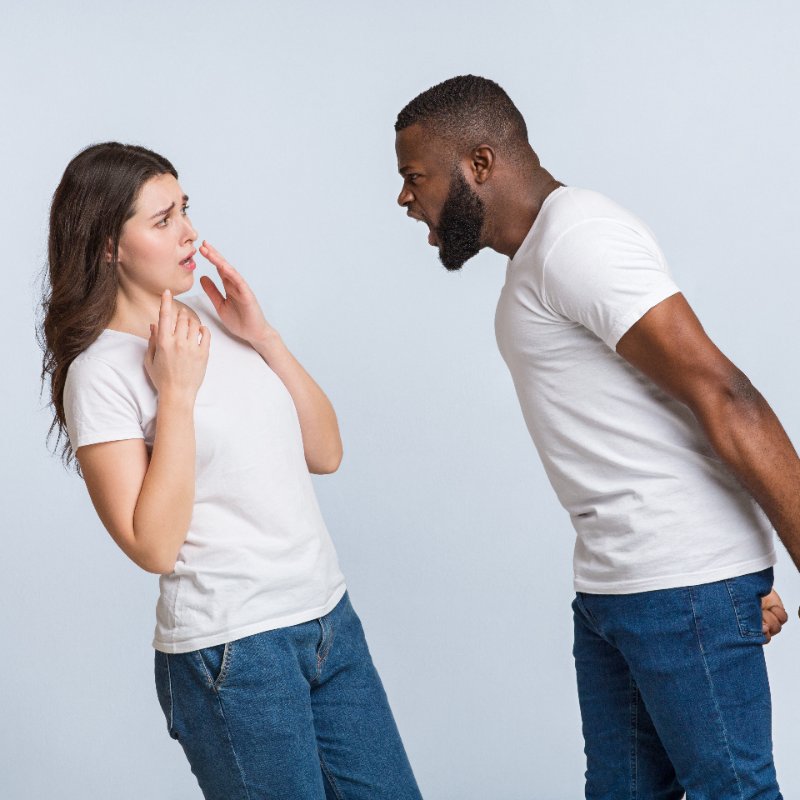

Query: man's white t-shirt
[63,293,346,653]
[495,186,775,594]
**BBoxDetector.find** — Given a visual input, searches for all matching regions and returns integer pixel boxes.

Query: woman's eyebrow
[149,201,175,220]
[148,195,189,219]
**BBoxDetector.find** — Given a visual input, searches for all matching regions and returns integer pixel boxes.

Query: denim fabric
[155,592,422,799]
[573,568,782,800]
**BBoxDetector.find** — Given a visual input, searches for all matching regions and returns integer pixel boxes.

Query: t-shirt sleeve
[63,356,144,450]
[541,218,680,349]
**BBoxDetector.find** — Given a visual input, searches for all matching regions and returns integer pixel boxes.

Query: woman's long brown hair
[37,142,177,475]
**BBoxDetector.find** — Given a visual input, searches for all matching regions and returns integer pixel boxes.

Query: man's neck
[486,168,563,259]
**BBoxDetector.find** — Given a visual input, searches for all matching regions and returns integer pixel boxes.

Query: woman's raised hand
[144,289,211,399]
[198,240,276,345]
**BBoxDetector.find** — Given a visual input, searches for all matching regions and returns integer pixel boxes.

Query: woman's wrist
[250,326,286,362]
[157,387,197,409]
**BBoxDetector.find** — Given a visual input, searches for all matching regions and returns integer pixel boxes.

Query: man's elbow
[722,368,763,407]
[695,367,767,442]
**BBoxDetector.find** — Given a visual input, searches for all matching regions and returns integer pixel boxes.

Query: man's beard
[435,171,486,271]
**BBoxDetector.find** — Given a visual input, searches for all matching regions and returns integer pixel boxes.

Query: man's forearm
[701,388,800,570]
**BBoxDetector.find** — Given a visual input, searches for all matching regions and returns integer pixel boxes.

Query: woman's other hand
[145,289,211,399]
[197,241,342,473]
[198,240,276,345]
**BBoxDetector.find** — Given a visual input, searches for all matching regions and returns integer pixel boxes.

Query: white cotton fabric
[64,293,346,652]
[495,186,775,594]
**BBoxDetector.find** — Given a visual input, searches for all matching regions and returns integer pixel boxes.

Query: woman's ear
[105,239,115,265]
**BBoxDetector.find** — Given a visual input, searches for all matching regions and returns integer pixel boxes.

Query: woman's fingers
[199,240,248,294]
[158,289,173,341]
[174,307,190,337]
[186,314,202,342]
[147,323,157,362]
[199,274,226,312]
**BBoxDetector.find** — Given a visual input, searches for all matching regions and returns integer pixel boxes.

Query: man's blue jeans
[573,567,781,800]
[154,591,422,799]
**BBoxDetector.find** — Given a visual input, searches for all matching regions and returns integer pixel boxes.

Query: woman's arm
[77,389,197,574]
[198,241,343,474]
[76,293,210,574]
[251,330,343,474]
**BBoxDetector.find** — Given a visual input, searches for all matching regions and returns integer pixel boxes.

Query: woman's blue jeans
[154,592,422,799]
[573,567,782,800]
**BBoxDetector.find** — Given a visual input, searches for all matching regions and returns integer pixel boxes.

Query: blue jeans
[154,592,422,799]
[573,568,781,800]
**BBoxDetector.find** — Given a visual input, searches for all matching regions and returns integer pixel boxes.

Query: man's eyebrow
[398,165,412,175]
[148,195,189,220]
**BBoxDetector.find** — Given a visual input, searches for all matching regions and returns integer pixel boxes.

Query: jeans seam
[688,585,745,799]
[724,579,765,639]
[319,750,345,800]
[196,643,233,692]
[314,618,335,683]
[575,593,605,638]
[196,649,215,690]
[215,642,233,690]
[211,691,253,800]
[165,654,175,734]
[630,677,638,800]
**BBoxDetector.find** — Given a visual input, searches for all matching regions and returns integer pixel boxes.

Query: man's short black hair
[395,75,529,153]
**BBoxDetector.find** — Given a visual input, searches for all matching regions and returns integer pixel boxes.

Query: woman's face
[115,173,198,296]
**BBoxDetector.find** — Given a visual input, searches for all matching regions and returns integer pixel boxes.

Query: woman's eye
[157,216,170,227]
[181,204,190,215]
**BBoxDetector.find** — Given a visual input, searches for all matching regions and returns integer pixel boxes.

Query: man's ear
[470,145,495,185]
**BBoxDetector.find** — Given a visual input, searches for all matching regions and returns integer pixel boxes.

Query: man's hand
[761,588,788,643]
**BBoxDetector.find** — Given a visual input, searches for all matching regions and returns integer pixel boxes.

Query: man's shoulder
[540,186,638,230]
[537,187,657,257]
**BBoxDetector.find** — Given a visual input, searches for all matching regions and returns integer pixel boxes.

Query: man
[395,75,795,799]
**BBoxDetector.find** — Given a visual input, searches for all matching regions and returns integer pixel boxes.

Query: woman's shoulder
[178,292,216,323]
[66,333,150,394]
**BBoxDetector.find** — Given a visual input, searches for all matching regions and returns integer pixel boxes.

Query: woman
[39,142,422,799]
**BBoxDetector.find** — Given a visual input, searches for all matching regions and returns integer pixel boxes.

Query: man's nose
[397,185,413,207]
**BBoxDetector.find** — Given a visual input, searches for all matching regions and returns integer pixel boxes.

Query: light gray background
[4,1,799,798]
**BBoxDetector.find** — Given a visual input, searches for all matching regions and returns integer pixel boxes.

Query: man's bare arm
[616,292,800,571]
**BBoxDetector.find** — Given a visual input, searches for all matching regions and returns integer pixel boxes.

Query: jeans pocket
[196,641,234,691]
[154,651,179,740]
[724,568,773,639]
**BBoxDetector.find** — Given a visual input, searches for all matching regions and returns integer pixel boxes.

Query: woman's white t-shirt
[63,293,346,653]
